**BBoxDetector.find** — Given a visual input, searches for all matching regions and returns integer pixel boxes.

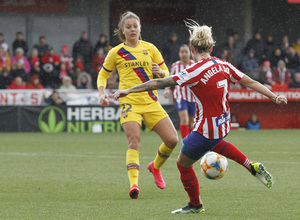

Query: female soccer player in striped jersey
[164,44,196,139]
[97,11,178,199]
[113,20,287,213]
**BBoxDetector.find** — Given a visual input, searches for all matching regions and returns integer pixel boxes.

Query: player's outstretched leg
[171,161,205,214]
[250,162,273,189]
[149,142,175,189]
[127,149,140,199]
[212,140,252,171]
[212,140,273,188]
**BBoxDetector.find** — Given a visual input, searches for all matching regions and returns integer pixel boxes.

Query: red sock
[212,140,252,172]
[179,125,189,139]
[177,162,201,206]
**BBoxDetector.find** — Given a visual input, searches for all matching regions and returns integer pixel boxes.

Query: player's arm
[113,76,177,99]
[97,50,116,107]
[98,69,112,107]
[239,75,287,105]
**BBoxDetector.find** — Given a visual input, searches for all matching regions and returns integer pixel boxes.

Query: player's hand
[100,94,109,107]
[164,88,170,98]
[152,62,165,78]
[275,95,287,106]
[113,89,130,100]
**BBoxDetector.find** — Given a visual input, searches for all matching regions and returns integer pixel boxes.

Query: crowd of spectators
[218,32,300,89]
[0,32,115,90]
[0,30,300,91]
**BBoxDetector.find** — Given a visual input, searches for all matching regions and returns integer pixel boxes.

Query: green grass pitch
[0,130,299,219]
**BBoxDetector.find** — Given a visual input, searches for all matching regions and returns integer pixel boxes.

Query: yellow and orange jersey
[97,40,169,105]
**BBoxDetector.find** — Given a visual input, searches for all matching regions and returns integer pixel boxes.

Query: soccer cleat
[171,202,205,214]
[148,162,166,189]
[250,162,273,189]
[129,184,139,199]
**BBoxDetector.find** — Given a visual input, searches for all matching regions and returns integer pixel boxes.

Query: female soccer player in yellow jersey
[97,11,178,199]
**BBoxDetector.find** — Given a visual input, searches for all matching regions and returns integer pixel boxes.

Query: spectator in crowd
[11,60,28,82]
[224,35,242,67]
[270,48,284,69]
[94,34,109,54]
[273,60,292,87]
[0,33,9,52]
[91,47,106,88]
[246,113,261,130]
[72,32,93,71]
[292,38,300,56]
[73,60,85,82]
[41,46,60,68]
[12,32,28,56]
[230,113,240,129]
[162,32,181,68]
[0,45,11,72]
[241,49,259,81]
[59,62,72,83]
[244,31,265,64]
[28,48,41,76]
[233,32,244,52]
[220,49,231,62]
[258,60,275,89]
[0,68,12,89]
[280,35,289,55]
[284,45,300,79]
[40,60,60,89]
[26,74,44,89]
[59,76,77,90]
[11,47,31,74]
[59,45,73,72]
[77,71,93,89]
[92,47,106,73]
[33,36,50,58]
[264,35,276,61]
[289,72,300,89]
[7,76,26,89]
[45,90,66,105]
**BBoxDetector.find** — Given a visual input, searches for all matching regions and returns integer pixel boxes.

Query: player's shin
[126,149,140,187]
[153,143,175,169]
[212,140,252,172]
[177,162,201,206]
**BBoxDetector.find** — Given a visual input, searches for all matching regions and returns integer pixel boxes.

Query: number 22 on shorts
[121,104,132,119]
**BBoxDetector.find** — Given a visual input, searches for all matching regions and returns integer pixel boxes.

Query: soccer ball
[200,152,228,180]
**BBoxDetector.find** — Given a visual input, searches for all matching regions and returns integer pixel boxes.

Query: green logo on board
[38,106,66,133]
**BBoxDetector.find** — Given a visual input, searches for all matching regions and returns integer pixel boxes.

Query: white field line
[0,152,300,164]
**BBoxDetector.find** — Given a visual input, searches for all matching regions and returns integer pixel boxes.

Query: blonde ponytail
[184,19,215,53]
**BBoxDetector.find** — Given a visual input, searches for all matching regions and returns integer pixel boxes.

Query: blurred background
[0,0,299,131]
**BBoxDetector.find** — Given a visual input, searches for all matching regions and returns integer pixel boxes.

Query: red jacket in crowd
[26,75,44,89]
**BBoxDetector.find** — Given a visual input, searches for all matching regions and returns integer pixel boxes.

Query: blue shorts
[175,99,196,117]
[181,131,224,161]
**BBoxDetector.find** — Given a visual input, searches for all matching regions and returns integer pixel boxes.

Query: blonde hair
[114,11,142,42]
[184,19,215,53]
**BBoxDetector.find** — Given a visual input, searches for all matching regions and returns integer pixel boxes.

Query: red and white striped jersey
[170,60,195,102]
[172,57,244,139]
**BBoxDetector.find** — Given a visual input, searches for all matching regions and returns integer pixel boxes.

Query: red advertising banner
[0,0,68,13]
[228,89,300,102]
[287,0,300,3]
